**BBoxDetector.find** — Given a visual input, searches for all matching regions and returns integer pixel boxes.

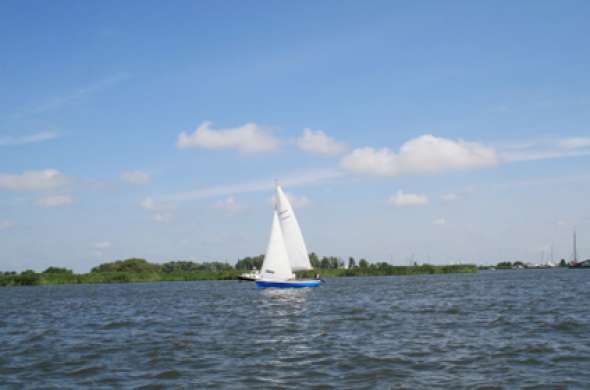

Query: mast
[573,229,577,263]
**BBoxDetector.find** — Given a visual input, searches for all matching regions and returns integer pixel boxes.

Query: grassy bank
[298,264,478,278]
[0,264,477,287]
[0,270,241,287]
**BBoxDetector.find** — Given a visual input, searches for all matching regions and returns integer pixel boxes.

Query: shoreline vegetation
[0,255,479,287]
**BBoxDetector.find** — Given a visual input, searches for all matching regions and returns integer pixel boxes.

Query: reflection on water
[1,270,590,388]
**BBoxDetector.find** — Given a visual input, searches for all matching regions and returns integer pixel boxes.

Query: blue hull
[256,280,321,288]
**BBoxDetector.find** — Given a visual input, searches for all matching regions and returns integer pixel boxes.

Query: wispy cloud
[121,170,151,185]
[442,193,460,202]
[152,212,173,223]
[30,73,129,114]
[212,196,246,215]
[33,194,73,208]
[92,241,112,258]
[140,197,176,223]
[499,136,590,162]
[271,192,311,209]
[0,220,15,230]
[432,217,447,225]
[560,137,590,149]
[160,168,343,202]
[94,241,112,250]
[0,131,59,146]
[0,169,69,191]
[388,190,429,207]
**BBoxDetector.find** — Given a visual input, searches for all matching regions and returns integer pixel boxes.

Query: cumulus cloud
[213,196,245,214]
[0,169,69,191]
[177,121,280,154]
[0,131,59,146]
[388,190,429,207]
[0,220,15,230]
[433,218,447,225]
[121,170,151,185]
[559,137,590,149]
[341,135,497,176]
[34,194,73,208]
[296,128,347,156]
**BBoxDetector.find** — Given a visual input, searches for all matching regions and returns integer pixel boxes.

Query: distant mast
[573,229,578,263]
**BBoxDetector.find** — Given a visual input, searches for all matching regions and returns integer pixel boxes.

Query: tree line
[0,255,479,286]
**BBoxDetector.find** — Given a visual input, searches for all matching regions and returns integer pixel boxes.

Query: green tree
[309,252,320,269]
[16,270,41,285]
[348,257,356,269]
[91,258,161,273]
[359,258,369,269]
[235,255,264,270]
[320,257,331,269]
[559,259,567,267]
[43,266,73,274]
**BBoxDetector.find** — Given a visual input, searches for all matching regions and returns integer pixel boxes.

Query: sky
[1,0,589,272]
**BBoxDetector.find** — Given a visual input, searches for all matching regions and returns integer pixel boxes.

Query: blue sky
[1,0,589,272]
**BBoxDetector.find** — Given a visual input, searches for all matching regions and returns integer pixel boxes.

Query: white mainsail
[275,185,313,271]
[260,210,295,280]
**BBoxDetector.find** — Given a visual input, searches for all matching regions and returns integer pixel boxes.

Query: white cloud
[0,131,59,146]
[177,121,280,154]
[121,170,151,185]
[296,128,347,156]
[433,218,447,225]
[213,196,245,214]
[0,220,15,230]
[341,135,497,176]
[388,190,428,207]
[0,169,68,191]
[34,194,73,208]
[388,190,429,207]
[559,137,590,149]
[94,241,112,250]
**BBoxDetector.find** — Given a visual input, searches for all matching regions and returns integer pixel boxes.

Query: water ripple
[1,270,590,388]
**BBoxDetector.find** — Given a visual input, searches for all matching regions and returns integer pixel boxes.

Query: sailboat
[255,184,321,288]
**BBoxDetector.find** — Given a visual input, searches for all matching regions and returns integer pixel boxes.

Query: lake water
[1,269,589,389]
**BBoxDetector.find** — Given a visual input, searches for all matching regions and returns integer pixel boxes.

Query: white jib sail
[275,185,313,271]
[260,210,295,280]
